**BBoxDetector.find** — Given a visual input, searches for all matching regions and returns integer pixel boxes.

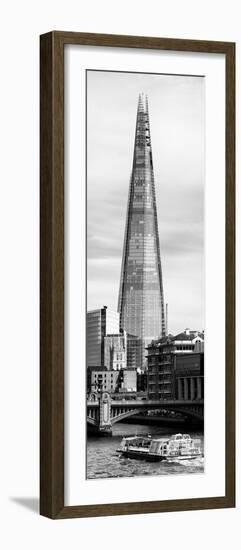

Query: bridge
[87,392,204,434]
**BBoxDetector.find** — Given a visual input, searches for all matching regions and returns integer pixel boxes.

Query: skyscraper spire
[118,94,165,371]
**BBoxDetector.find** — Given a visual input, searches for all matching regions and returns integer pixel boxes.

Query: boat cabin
[119,436,152,451]
[118,433,201,459]
[149,433,200,457]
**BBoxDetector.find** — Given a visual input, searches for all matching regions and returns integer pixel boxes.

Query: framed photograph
[40,31,235,519]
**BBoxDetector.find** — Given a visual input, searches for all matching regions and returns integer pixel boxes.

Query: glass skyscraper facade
[118,93,165,371]
[87,306,120,368]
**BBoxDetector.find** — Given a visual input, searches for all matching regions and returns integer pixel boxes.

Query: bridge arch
[110,404,203,424]
[111,408,139,424]
[87,396,204,432]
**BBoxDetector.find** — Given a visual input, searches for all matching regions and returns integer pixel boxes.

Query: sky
[87,70,205,334]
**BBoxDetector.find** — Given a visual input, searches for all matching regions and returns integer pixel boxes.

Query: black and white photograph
[86,69,205,480]
[0,0,237,542]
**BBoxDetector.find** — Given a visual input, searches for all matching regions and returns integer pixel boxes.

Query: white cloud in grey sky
[87,70,205,334]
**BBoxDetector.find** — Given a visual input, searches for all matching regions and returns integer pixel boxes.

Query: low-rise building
[118,369,137,393]
[87,366,137,395]
[171,328,204,353]
[175,353,204,400]
[147,330,204,401]
[87,367,120,394]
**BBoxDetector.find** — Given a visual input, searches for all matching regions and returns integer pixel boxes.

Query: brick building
[147,330,204,401]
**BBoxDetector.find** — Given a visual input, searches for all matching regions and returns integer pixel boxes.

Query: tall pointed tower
[118,93,165,371]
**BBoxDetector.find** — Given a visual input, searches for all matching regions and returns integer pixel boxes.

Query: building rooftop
[173,332,203,341]
[87,306,119,315]
[147,329,204,348]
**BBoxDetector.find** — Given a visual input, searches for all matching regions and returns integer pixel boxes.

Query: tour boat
[117,433,202,462]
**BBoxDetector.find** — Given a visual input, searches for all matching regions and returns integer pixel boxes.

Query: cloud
[86,70,205,333]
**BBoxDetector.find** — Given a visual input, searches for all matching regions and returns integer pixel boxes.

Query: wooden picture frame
[40,31,235,519]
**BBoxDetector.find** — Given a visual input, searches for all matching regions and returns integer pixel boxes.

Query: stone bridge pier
[87,392,204,435]
[98,392,112,434]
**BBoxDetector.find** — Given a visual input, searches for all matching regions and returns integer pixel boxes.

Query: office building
[118,93,165,371]
[87,306,120,368]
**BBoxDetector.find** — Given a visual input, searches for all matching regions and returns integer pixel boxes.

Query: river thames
[87,423,204,479]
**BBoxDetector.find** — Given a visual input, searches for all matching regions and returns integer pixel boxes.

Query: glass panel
[118,94,165,371]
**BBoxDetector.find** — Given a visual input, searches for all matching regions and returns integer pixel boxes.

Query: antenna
[166,303,168,335]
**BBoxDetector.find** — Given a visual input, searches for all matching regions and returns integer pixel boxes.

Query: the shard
[118,93,165,371]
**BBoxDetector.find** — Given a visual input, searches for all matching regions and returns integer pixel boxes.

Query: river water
[87,423,204,479]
